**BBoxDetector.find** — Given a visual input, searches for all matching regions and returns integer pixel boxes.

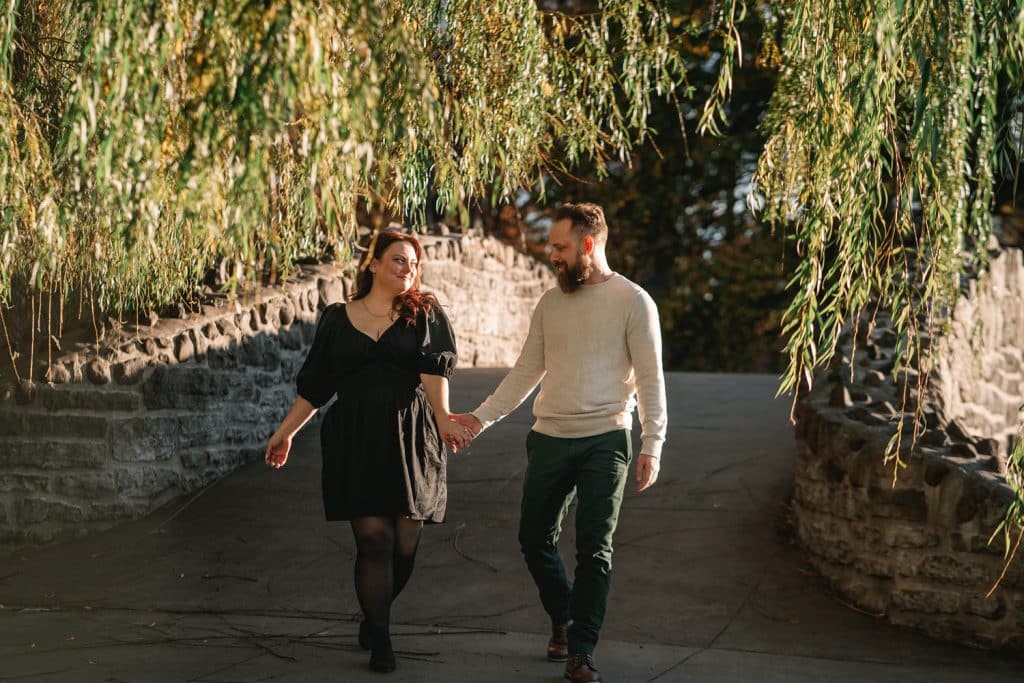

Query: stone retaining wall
[0,234,554,548]
[931,248,1024,467]
[793,248,1024,649]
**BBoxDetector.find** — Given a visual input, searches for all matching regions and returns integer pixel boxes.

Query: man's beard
[555,249,592,293]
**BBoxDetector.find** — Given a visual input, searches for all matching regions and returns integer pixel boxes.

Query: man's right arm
[459,300,546,435]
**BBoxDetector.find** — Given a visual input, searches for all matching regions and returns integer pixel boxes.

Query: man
[454,203,667,683]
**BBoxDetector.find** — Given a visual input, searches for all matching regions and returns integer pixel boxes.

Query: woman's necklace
[361,298,392,318]
[361,298,394,339]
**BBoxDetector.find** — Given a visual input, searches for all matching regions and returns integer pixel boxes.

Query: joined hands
[440,413,483,453]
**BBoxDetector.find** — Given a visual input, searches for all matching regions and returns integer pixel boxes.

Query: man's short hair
[553,202,608,245]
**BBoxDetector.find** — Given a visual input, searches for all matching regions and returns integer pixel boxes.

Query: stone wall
[931,248,1024,468]
[0,234,554,548]
[793,248,1024,649]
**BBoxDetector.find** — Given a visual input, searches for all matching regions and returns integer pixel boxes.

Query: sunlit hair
[351,230,438,325]
[553,202,608,245]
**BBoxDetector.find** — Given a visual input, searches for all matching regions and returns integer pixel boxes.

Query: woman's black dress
[295,302,457,523]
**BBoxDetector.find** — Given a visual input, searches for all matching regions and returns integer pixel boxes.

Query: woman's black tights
[351,516,423,641]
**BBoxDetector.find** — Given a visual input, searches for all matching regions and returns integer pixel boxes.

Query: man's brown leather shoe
[564,653,601,682]
[547,622,570,661]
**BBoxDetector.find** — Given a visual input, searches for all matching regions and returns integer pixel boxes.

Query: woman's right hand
[265,430,292,469]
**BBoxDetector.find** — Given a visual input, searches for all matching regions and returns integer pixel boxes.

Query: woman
[264,230,473,673]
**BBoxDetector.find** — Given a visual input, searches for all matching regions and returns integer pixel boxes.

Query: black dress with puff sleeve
[295,302,457,523]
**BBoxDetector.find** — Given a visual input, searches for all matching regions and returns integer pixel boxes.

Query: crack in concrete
[451,522,500,573]
[646,559,769,682]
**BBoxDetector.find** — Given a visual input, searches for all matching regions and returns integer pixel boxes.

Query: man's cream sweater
[471,273,667,458]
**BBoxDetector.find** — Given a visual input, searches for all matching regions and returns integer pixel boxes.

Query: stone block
[278,325,305,350]
[223,403,264,441]
[949,442,978,459]
[950,532,1004,556]
[239,334,282,370]
[115,466,182,497]
[847,406,889,427]
[954,479,995,528]
[224,423,263,445]
[891,588,961,614]
[924,459,950,486]
[0,440,107,469]
[19,498,85,524]
[863,370,886,387]
[113,358,148,385]
[793,478,832,513]
[257,301,281,327]
[853,556,895,578]
[37,386,141,412]
[191,328,210,360]
[993,554,1024,590]
[280,353,305,380]
[301,321,317,343]
[918,554,990,586]
[279,299,296,326]
[965,594,1006,620]
[975,437,1001,457]
[883,524,941,549]
[230,382,258,406]
[233,311,252,334]
[0,411,25,436]
[89,499,154,520]
[0,473,52,493]
[254,369,283,388]
[14,379,38,405]
[197,446,258,473]
[22,413,109,440]
[829,487,864,520]
[179,449,206,471]
[869,486,928,522]
[175,334,195,363]
[848,520,882,545]
[257,384,293,407]
[143,367,235,409]
[217,317,240,338]
[810,536,856,566]
[207,345,241,370]
[202,321,221,341]
[85,358,111,384]
[55,471,116,497]
[318,278,345,308]
[178,413,226,449]
[111,416,178,462]
[845,448,882,487]
[920,429,949,448]
[43,363,71,384]
[303,287,318,314]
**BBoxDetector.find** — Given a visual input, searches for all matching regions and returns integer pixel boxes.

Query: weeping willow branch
[0,0,686,377]
[739,0,1024,575]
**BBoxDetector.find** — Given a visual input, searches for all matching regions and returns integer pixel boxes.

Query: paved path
[1,371,1021,681]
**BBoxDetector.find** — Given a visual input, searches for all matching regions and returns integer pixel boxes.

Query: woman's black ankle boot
[368,629,397,673]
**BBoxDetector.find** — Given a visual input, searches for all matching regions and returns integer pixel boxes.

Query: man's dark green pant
[519,429,632,655]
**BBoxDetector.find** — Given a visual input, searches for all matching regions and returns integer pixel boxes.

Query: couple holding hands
[265,203,667,682]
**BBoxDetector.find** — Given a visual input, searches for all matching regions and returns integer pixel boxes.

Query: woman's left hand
[438,417,473,452]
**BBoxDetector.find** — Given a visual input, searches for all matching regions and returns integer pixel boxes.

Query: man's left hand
[635,454,659,493]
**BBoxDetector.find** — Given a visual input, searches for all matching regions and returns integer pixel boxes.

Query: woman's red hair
[350,230,438,324]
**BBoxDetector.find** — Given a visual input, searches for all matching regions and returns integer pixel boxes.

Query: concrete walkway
[1,370,1021,682]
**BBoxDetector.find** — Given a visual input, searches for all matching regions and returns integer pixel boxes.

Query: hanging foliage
[708,0,1024,566]
[0,0,684,380]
